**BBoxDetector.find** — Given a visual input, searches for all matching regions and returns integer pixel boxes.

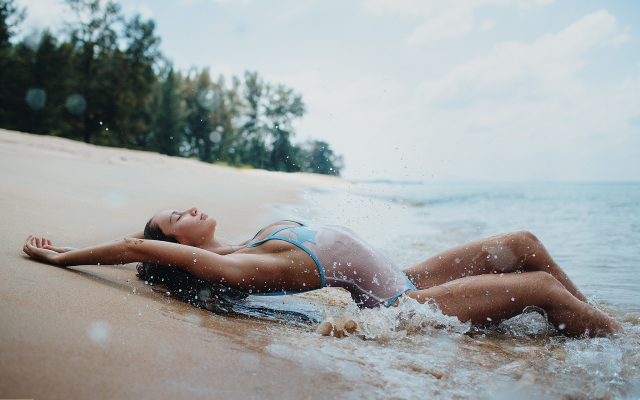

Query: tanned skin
[24,207,621,337]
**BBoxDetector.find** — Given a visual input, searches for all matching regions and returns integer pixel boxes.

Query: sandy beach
[3,129,639,400]
[0,129,355,399]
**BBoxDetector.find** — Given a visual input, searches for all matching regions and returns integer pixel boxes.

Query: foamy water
[263,298,640,399]
[251,181,640,399]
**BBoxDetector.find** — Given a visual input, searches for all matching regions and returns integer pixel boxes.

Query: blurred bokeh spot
[25,88,46,110]
[65,94,87,115]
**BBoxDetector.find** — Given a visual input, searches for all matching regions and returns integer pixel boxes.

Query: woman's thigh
[404,231,537,290]
[402,272,554,325]
[401,272,619,337]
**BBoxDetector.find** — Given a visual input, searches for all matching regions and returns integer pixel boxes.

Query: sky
[13,0,640,182]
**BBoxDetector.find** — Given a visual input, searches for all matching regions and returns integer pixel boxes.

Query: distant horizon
[13,0,640,182]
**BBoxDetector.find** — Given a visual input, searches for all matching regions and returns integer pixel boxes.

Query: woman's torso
[238,221,415,308]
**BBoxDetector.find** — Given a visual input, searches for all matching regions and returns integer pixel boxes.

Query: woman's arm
[23,235,251,287]
[23,235,304,293]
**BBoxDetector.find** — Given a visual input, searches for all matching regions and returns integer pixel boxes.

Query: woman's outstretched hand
[23,235,74,266]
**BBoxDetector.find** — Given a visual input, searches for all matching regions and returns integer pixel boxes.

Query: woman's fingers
[24,242,60,265]
[24,242,38,258]
[23,236,36,255]
[23,236,66,266]
[25,236,54,249]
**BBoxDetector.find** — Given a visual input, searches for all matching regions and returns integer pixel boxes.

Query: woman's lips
[201,213,207,220]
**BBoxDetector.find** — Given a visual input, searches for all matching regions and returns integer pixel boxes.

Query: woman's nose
[189,207,198,216]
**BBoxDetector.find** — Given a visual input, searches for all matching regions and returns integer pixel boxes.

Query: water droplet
[88,321,111,344]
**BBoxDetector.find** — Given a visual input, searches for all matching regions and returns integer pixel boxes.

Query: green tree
[232,72,306,171]
[65,0,121,144]
[123,14,161,146]
[183,68,216,161]
[150,65,185,156]
[301,140,343,176]
[234,71,269,168]
[0,0,25,125]
[13,32,76,136]
[264,83,305,171]
[0,0,24,48]
[0,0,344,176]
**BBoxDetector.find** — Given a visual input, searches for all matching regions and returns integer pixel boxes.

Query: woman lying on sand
[23,207,621,337]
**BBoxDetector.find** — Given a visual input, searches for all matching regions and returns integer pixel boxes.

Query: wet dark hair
[136,217,247,309]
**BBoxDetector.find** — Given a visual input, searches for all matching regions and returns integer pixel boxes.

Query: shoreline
[0,129,360,399]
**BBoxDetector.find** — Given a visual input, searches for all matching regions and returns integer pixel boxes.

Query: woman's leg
[404,230,588,302]
[403,271,620,337]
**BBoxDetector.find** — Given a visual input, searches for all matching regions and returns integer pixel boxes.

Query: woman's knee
[524,271,570,306]
[476,231,537,272]
[506,230,540,248]
[501,230,543,265]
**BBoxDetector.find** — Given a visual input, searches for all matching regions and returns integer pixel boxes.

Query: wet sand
[0,129,356,400]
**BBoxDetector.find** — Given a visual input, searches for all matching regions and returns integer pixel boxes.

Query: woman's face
[153,207,216,247]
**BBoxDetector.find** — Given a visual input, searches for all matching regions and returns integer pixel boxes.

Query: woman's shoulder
[249,220,304,240]
[237,220,306,251]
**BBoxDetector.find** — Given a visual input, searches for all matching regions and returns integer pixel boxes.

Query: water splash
[338,296,470,341]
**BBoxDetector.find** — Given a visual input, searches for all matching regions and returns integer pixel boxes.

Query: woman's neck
[202,236,243,255]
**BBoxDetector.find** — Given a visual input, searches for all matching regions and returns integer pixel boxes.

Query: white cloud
[14,0,69,35]
[361,0,556,16]
[360,0,470,17]
[267,70,320,95]
[136,5,154,20]
[297,9,639,181]
[120,4,155,20]
[361,0,556,45]
[609,33,630,47]
[417,10,619,106]
[479,19,496,31]
[203,62,235,82]
[270,0,319,25]
[180,0,252,5]
[403,7,474,45]
[401,10,639,181]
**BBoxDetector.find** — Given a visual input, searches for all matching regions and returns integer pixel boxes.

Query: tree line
[0,0,343,175]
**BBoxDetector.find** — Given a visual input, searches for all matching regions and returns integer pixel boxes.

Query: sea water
[240,182,640,399]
